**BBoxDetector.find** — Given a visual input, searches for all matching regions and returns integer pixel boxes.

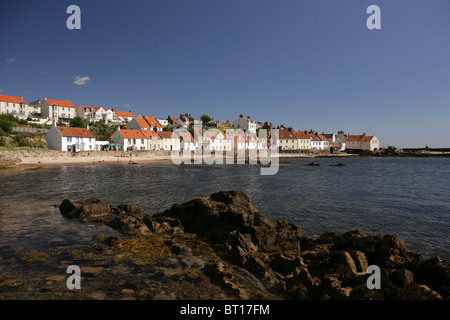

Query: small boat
[129,161,138,164]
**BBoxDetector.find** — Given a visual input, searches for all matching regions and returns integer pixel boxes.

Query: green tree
[69,116,86,128]
[0,115,15,134]
[200,114,211,124]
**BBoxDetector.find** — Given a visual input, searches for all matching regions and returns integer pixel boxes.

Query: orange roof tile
[134,118,152,128]
[45,99,75,108]
[142,115,162,127]
[0,95,28,104]
[57,126,95,138]
[114,110,135,118]
[143,129,161,139]
[116,129,149,139]
[158,131,176,139]
[294,132,309,139]
[346,135,364,142]
[362,136,374,142]
[278,129,297,139]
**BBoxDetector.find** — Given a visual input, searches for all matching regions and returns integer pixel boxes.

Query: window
[67,137,72,142]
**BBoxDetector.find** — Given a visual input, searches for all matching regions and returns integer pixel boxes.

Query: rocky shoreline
[57,191,449,300]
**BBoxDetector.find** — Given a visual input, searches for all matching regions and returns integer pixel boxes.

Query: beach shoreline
[1,149,449,172]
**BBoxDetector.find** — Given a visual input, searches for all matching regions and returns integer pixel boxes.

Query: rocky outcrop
[58,191,449,300]
[59,198,151,236]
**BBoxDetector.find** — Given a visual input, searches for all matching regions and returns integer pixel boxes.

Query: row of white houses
[1,94,379,152]
[0,95,135,126]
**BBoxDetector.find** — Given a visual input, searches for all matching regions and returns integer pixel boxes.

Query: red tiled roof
[158,131,176,139]
[114,110,134,118]
[294,132,309,139]
[278,129,297,139]
[346,135,364,142]
[174,131,195,142]
[116,129,149,139]
[347,135,374,142]
[143,129,161,140]
[0,95,28,104]
[45,99,75,108]
[57,126,94,138]
[134,118,152,128]
[142,115,162,128]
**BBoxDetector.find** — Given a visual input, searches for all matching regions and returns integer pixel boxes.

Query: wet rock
[59,199,81,218]
[57,191,450,301]
[391,269,414,287]
[77,198,111,223]
[107,212,151,236]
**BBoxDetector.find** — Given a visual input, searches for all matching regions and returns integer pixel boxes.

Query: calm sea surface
[0,157,449,260]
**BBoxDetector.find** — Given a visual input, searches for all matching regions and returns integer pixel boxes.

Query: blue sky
[1,0,449,147]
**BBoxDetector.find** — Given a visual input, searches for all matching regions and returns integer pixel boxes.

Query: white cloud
[73,75,91,85]
[5,58,15,63]
[123,104,131,107]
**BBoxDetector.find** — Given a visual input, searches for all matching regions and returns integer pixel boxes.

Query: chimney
[239,114,243,118]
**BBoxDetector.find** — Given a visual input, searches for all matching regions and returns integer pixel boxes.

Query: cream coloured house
[294,131,312,150]
[346,134,379,151]
[276,129,298,150]
[158,131,180,151]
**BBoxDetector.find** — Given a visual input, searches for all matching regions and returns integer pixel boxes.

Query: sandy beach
[0,149,331,169]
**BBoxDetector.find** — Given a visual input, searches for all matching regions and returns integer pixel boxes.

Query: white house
[234,115,257,134]
[41,98,77,123]
[76,106,108,123]
[245,133,259,150]
[45,124,96,152]
[204,129,232,151]
[317,134,330,150]
[110,128,149,151]
[156,118,168,128]
[113,110,135,123]
[0,95,29,118]
[174,130,198,151]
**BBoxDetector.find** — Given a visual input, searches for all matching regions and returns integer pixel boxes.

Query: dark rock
[413,256,450,296]
[59,199,81,218]
[153,190,302,252]
[78,198,111,223]
[107,213,151,236]
[57,192,450,300]
[118,204,142,214]
[243,255,267,278]
[391,269,414,287]
[269,253,304,276]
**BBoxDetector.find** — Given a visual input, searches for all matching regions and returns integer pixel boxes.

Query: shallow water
[0,157,449,260]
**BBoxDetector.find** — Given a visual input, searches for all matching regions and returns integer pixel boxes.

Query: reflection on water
[0,157,449,260]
